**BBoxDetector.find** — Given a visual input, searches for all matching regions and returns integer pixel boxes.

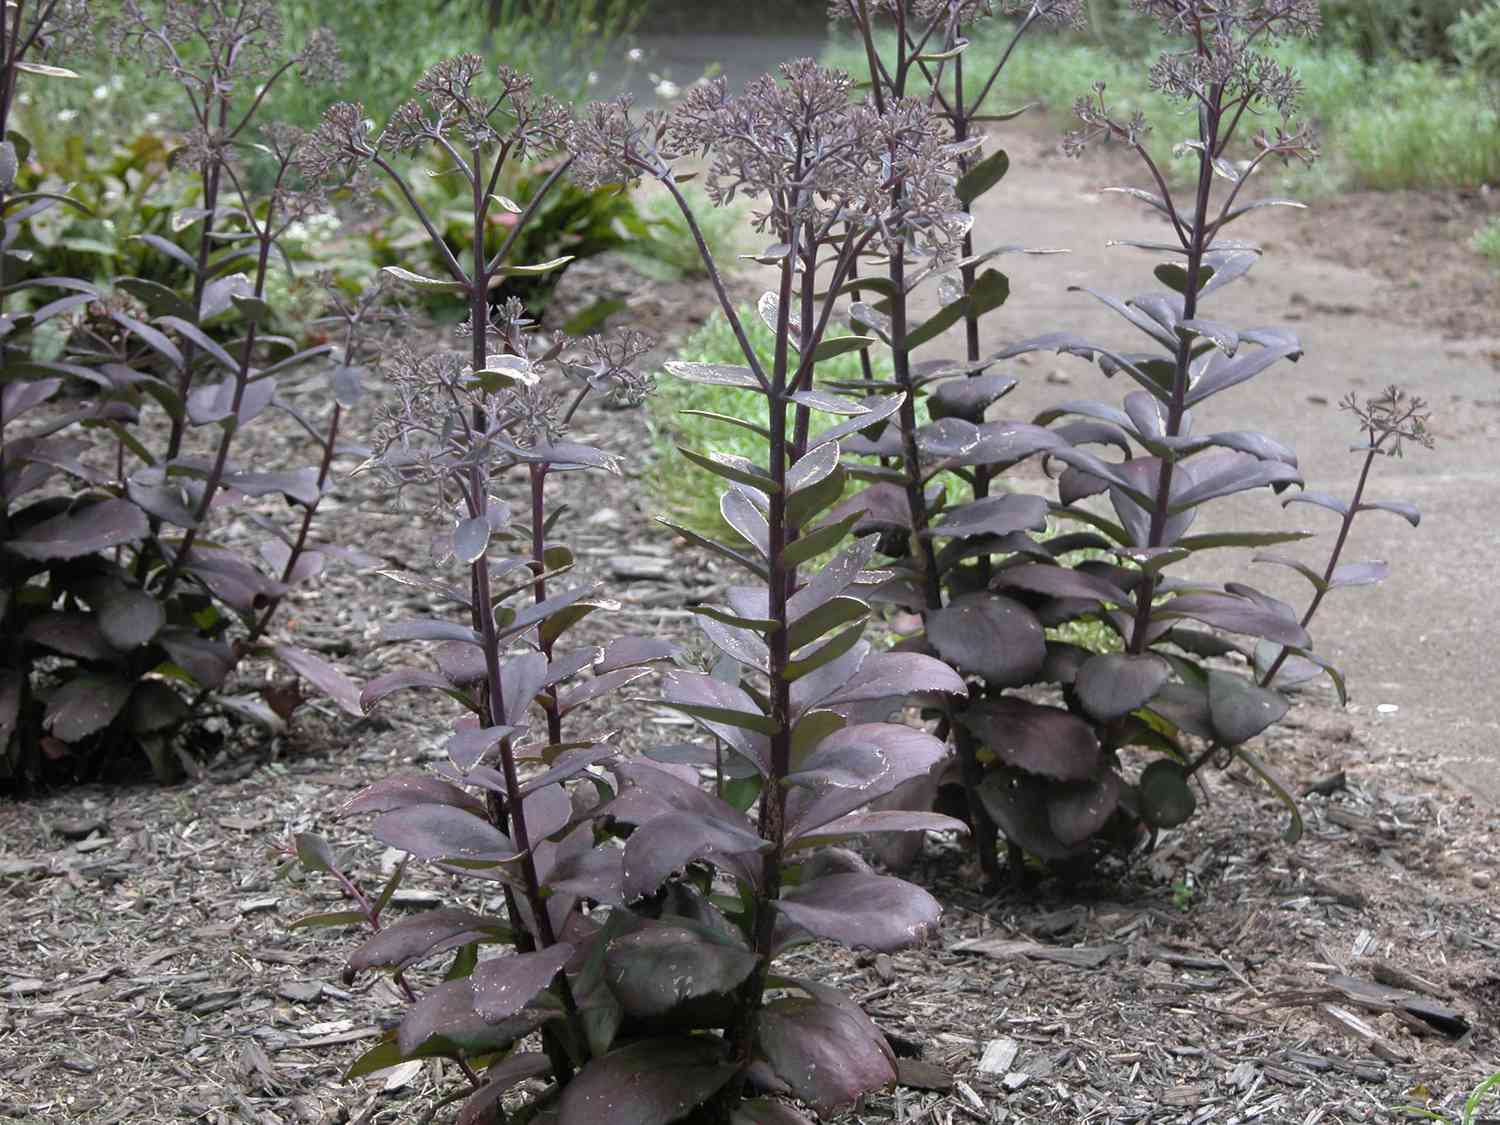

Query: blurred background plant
[824,1,1500,191]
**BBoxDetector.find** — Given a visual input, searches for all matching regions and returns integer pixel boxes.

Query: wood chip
[895,1058,953,1091]
[951,937,1123,968]
[978,1037,1020,1076]
[1315,1002,1411,1063]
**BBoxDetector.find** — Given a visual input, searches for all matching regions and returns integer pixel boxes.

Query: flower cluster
[579,59,966,252]
[1067,0,1320,161]
[1344,387,1436,458]
[385,58,572,157]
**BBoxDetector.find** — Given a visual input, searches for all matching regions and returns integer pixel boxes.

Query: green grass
[1472,218,1500,269]
[823,26,1500,192]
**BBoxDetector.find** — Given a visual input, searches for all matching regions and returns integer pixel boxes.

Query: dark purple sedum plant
[2,0,365,783]
[831,0,1426,881]
[828,0,1085,880]
[291,59,974,1125]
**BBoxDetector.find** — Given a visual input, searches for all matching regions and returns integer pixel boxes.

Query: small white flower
[654,78,680,100]
[587,70,599,86]
[143,111,162,128]
[92,83,109,101]
[56,108,78,123]
[627,47,643,63]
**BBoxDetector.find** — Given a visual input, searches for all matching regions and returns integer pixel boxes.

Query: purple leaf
[472,944,575,1022]
[777,873,941,951]
[1329,561,1388,588]
[1358,499,1420,527]
[1074,653,1170,721]
[977,772,1088,861]
[604,923,760,1017]
[445,725,519,771]
[722,488,770,556]
[501,651,549,726]
[593,636,680,673]
[928,372,1016,420]
[1283,490,1349,517]
[807,393,904,450]
[793,809,969,843]
[957,698,1101,781]
[7,498,148,561]
[755,997,896,1115]
[186,375,276,427]
[522,784,573,843]
[545,842,626,905]
[1107,457,1197,548]
[1184,342,1300,406]
[558,666,651,716]
[180,546,288,613]
[373,805,519,863]
[1206,669,1288,746]
[622,811,771,900]
[820,651,968,708]
[990,562,1131,605]
[785,723,950,837]
[156,628,234,689]
[1154,591,1310,648]
[1166,451,1301,512]
[360,668,460,711]
[557,1038,739,1125]
[928,494,1048,539]
[222,469,321,507]
[348,909,508,974]
[2,377,62,420]
[1048,771,1123,845]
[519,743,619,795]
[662,669,772,771]
[44,675,131,742]
[927,593,1045,687]
[342,774,487,817]
[397,978,548,1057]
[437,641,488,687]
[457,1054,554,1125]
[24,613,114,661]
[271,644,362,717]
[453,516,490,563]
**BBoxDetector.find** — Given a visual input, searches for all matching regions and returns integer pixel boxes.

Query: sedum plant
[293,59,974,1124]
[829,0,1085,880]
[830,0,1427,882]
[2,0,368,784]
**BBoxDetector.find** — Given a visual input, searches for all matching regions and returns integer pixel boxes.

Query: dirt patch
[1288,186,1500,342]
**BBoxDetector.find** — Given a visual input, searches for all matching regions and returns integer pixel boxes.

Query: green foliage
[1320,0,1477,64]
[1473,218,1500,267]
[825,22,1500,192]
[1396,1070,1500,1123]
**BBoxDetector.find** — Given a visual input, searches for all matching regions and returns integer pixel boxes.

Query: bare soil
[3,122,1498,1125]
